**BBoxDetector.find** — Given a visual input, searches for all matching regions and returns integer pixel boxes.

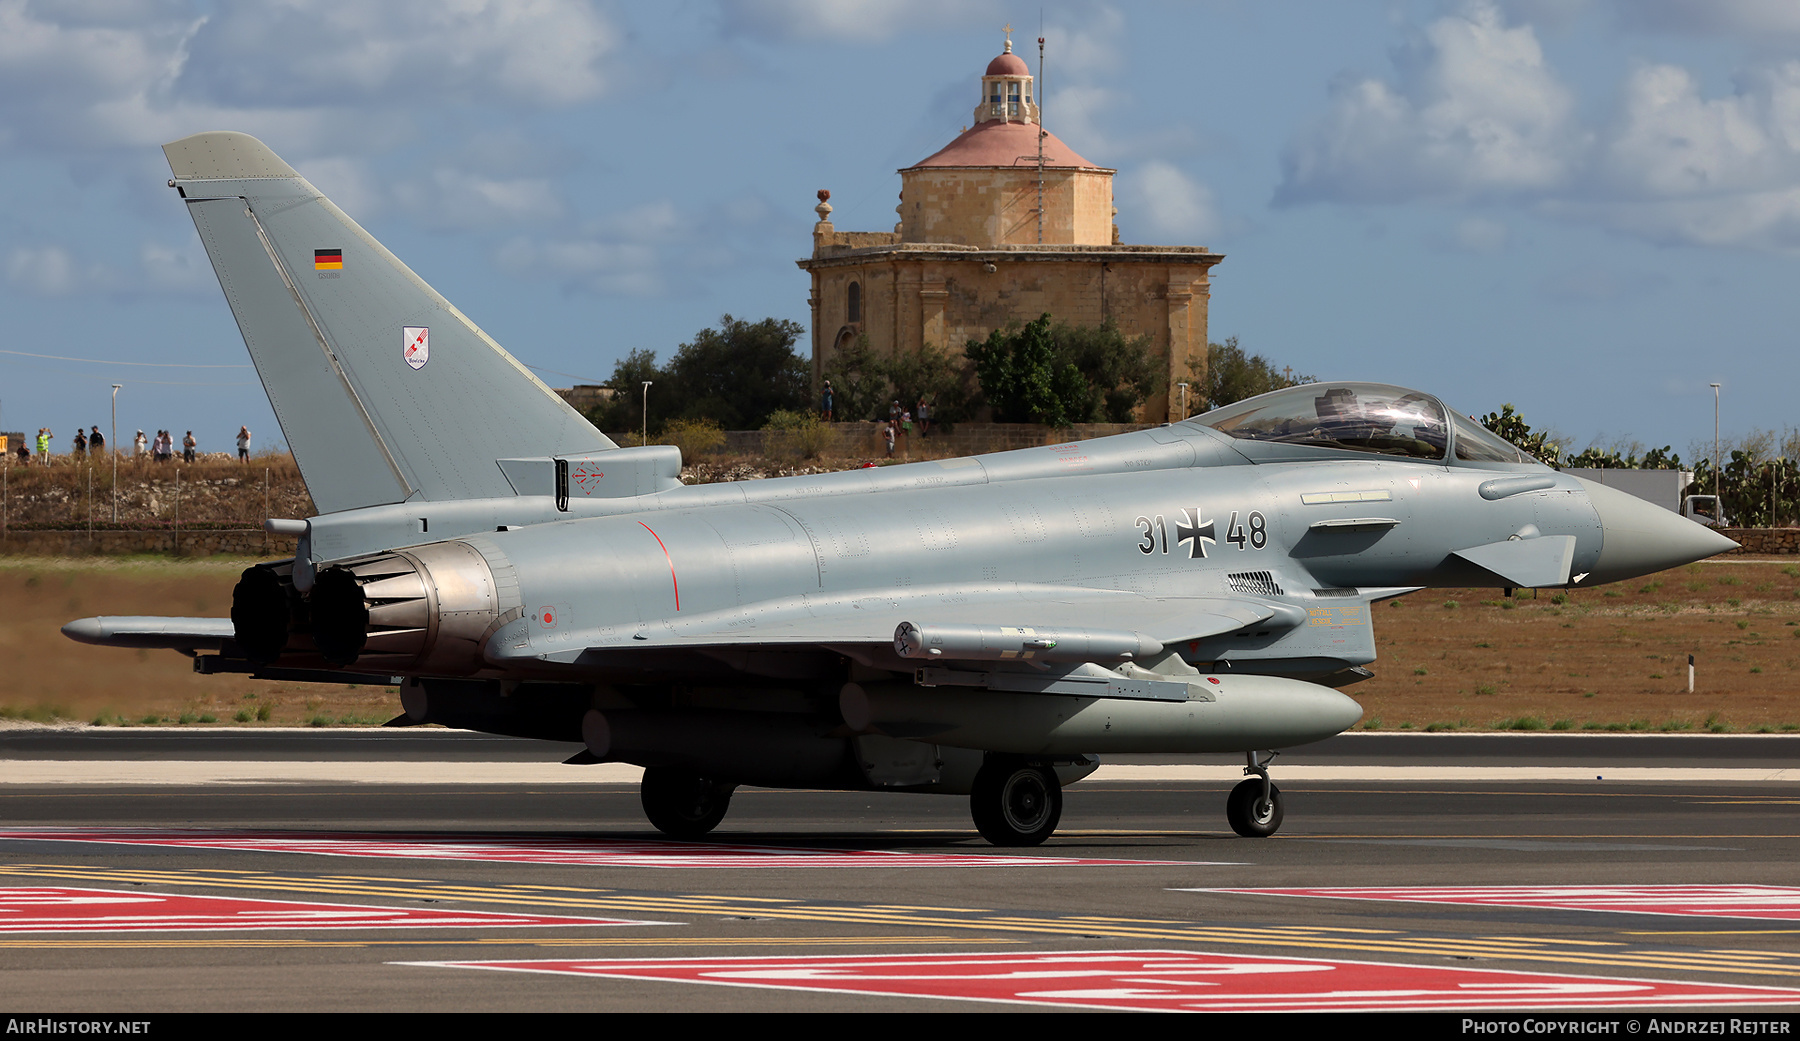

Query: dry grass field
[0,556,1795,732]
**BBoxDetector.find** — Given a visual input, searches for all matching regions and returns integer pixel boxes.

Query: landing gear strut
[640,767,736,839]
[970,757,1063,847]
[1226,750,1283,837]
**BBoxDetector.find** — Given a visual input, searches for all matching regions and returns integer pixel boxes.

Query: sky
[3,0,1798,462]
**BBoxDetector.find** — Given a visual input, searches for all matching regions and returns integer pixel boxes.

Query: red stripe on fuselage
[638,521,679,611]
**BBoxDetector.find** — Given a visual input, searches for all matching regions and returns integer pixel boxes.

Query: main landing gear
[970,756,1063,847]
[640,767,737,838]
[1226,750,1283,837]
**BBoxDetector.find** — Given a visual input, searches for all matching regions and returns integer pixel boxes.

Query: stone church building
[798,35,1223,422]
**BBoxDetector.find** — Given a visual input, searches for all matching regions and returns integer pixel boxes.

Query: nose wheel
[1226,751,1283,837]
[970,758,1063,846]
[640,767,736,838]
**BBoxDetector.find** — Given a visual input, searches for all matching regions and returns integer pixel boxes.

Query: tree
[1056,321,1162,422]
[821,334,891,422]
[662,314,809,431]
[883,341,973,428]
[1481,404,1563,467]
[965,314,1161,426]
[966,314,1070,425]
[586,315,810,435]
[584,347,662,435]
[1200,337,1312,412]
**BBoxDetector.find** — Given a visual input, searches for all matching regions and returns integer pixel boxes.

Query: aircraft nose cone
[1579,478,1738,584]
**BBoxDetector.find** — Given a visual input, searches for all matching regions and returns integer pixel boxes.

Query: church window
[847,281,861,323]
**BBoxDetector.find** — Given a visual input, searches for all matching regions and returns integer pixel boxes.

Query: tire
[1226,777,1283,838]
[640,767,735,839]
[970,760,1063,847]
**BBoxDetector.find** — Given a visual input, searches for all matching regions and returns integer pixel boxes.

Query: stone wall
[1721,528,1800,555]
[801,243,1220,423]
[0,529,296,558]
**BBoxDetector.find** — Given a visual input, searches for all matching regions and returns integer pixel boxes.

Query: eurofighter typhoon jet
[65,132,1737,845]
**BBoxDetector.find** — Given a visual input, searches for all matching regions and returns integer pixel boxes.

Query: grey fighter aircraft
[65,132,1737,845]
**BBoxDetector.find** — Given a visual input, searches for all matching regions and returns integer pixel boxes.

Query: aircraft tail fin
[164,131,615,515]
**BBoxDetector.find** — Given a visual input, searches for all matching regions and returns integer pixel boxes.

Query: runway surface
[2,729,1799,1012]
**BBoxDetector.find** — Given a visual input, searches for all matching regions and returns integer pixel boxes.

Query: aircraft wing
[497,584,1275,665]
[61,616,236,652]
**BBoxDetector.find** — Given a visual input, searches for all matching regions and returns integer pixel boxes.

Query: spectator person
[182,430,196,463]
[821,380,833,422]
[88,425,104,457]
[889,400,901,427]
[917,397,930,439]
[14,440,27,465]
[72,428,86,459]
[134,430,146,460]
[36,428,50,466]
[883,421,895,458]
[236,425,251,462]
[154,430,171,463]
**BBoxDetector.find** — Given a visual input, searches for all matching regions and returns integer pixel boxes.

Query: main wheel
[1226,777,1283,837]
[970,760,1063,846]
[640,767,735,838]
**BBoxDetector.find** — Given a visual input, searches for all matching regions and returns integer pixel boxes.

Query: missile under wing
[64,132,1738,845]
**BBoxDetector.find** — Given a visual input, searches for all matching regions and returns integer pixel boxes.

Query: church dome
[986,51,1029,76]
[907,121,1101,170]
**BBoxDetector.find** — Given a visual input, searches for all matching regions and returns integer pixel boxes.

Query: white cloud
[393,169,567,231]
[1277,2,1580,205]
[1280,2,1800,252]
[498,236,664,296]
[182,0,617,107]
[0,0,619,154]
[5,245,84,296]
[496,196,787,298]
[1597,63,1800,198]
[718,0,1002,42]
[5,238,212,296]
[1451,216,1510,252]
[137,238,212,292]
[1612,0,1800,41]
[1123,161,1220,242]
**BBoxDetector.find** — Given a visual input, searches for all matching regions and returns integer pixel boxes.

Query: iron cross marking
[1176,507,1216,559]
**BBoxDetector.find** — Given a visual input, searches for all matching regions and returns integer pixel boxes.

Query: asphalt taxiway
[1,729,1798,1012]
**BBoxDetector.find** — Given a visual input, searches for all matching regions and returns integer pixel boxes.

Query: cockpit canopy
[1190,382,1526,464]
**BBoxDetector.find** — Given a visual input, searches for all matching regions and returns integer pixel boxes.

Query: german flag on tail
[313,248,343,271]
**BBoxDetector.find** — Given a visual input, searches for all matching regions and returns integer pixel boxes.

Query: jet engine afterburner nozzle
[304,541,504,673]
[309,565,372,666]
[230,564,292,664]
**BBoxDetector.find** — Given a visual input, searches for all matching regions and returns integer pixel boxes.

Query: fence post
[174,467,180,556]
[264,467,271,554]
[87,466,93,542]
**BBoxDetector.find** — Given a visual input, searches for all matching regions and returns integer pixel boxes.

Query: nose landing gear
[1226,750,1283,837]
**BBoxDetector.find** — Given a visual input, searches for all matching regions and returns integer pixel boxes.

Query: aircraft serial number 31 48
[65,133,1735,846]
[1135,510,1268,558]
